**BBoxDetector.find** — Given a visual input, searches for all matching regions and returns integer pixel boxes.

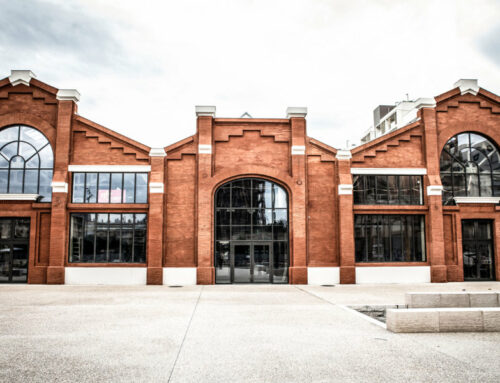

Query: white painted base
[308,267,340,285]
[163,267,197,286]
[65,267,147,285]
[355,266,431,284]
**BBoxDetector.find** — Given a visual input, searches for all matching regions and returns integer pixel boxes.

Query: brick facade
[0,72,499,284]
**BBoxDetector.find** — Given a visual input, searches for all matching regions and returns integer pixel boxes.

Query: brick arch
[0,112,56,148]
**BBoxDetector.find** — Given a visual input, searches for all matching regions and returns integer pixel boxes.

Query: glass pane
[216,186,231,207]
[216,209,231,226]
[479,174,492,196]
[23,170,38,194]
[252,180,272,209]
[215,241,231,283]
[14,219,30,239]
[9,169,23,193]
[274,185,287,208]
[273,223,288,241]
[98,173,110,203]
[38,145,53,168]
[440,151,452,172]
[477,242,494,280]
[376,176,388,203]
[365,176,375,204]
[452,174,466,196]
[0,244,10,282]
[233,244,251,283]
[231,226,251,240]
[216,226,230,241]
[0,126,19,143]
[354,215,366,262]
[10,156,24,168]
[123,173,135,203]
[121,220,133,262]
[70,215,84,262]
[0,219,11,239]
[25,155,39,168]
[85,173,97,203]
[133,214,147,263]
[391,216,402,261]
[253,244,270,282]
[95,214,109,262]
[494,175,500,196]
[0,170,6,193]
[135,173,148,203]
[353,175,364,204]
[0,155,8,168]
[253,226,272,240]
[231,180,251,207]
[399,176,411,204]
[457,133,470,163]
[108,214,121,262]
[253,209,272,225]
[82,214,96,262]
[476,221,491,240]
[20,126,48,149]
[11,243,28,282]
[110,173,123,203]
[232,209,252,225]
[19,142,36,160]
[462,241,477,280]
[39,170,52,202]
[466,173,479,196]
[273,209,287,225]
[72,173,85,203]
[273,242,288,283]
[1,142,18,159]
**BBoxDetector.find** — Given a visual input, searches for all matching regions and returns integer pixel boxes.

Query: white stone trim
[291,145,306,155]
[56,89,80,102]
[198,144,212,154]
[351,168,427,175]
[286,106,307,118]
[454,79,479,96]
[454,196,500,204]
[51,181,68,193]
[9,70,36,86]
[0,194,40,201]
[427,185,443,196]
[338,184,353,195]
[307,267,340,285]
[68,165,151,172]
[149,148,166,157]
[149,182,164,193]
[355,266,431,284]
[163,267,197,286]
[414,97,436,109]
[65,267,147,285]
[195,105,216,117]
[335,149,352,160]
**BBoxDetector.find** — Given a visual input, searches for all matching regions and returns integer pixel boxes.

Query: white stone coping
[195,105,216,117]
[65,267,147,285]
[9,70,36,86]
[198,144,212,154]
[0,193,40,201]
[355,266,431,284]
[454,196,500,204]
[51,181,68,193]
[68,165,151,172]
[386,307,500,333]
[149,148,166,157]
[414,97,436,109]
[335,149,352,160]
[351,168,427,175]
[454,79,479,96]
[286,106,307,118]
[57,89,80,102]
[307,267,340,285]
[406,292,500,308]
[338,184,353,195]
[149,182,164,193]
[427,185,443,196]
[291,145,306,155]
[163,267,197,286]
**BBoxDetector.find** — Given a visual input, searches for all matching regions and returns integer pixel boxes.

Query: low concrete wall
[386,308,500,333]
[65,267,147,285]
[355,266,431,284]
[406,292,500,308]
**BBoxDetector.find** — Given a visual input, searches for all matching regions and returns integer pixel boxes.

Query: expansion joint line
[167,286,203,383]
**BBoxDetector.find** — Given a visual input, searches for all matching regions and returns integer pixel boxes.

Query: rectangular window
[69,213,147,263]
[72,173,149,204]
[352,175,423,205]
[354,214,426,262]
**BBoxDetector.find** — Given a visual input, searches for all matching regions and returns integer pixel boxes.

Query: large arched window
[0,125,53,202]
[440,132,500,204]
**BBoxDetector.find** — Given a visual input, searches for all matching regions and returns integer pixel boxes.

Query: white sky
[1,0,499,149]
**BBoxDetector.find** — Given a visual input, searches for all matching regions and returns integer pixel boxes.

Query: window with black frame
[72,172,148,203]
[353,175,423,205]
[354,214,426,262]
[440,132,500,205]
[69,213,147,263]
[0,125,53,201]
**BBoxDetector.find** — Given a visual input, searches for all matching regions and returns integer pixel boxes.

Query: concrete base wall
[163,267,197,286]
[65,267,147,285]
[356,266,431,284]
[307,267,340,285]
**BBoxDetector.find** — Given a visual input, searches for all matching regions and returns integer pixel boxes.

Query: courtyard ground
[0,282,499,382]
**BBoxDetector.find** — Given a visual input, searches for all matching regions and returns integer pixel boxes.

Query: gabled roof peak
[9,70,36,87]
[454,79,479,96]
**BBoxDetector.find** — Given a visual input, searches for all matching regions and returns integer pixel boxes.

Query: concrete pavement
[0,282,499,382]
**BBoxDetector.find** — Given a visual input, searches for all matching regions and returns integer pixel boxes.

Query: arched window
[0,125,54,202]
[440,132,500,204]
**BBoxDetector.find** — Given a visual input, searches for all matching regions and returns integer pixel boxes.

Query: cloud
[478,23,500,66]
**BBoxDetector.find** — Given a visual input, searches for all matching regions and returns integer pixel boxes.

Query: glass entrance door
[0,218,30,283]
[462,220,495,281]
[231,242,272,283]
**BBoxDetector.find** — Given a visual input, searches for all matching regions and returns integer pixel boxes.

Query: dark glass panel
[452,173,466,196]
[0,244,10,283]
[273,242,288,283]
[72,173,85,203]
[273,224,288,241]
[11,243,28,282]
[476,221,491,240]
[253,226,272,240]
[108,214,121,262]
[69,215,84,262]
[252,180,272,209]
[232,180,252,208]
[82,214,96,262]
[121,220,133,263]
[461,221,475,240]
[494,175,500,196]
[390,216,402,261]
[14,219,29,239]
[215,186,231,207]
[231,226,251,240]
[95,213,109,262]
[0,170,7,193]
[98,173,110,203]
[253,244,270,282]
[0,220,11,239]
[410,176,423,205]
[133,214,147,262]
[253,209,272,226]
[9,169,23,193]
[480,174,492,196]
[398,176,411,204]
[232,209,252,225]
[465,173,479,196]
[376,176,388,204]
[110,173,123,203]
[353,175,364,204]
[462,241,477,280]
[24,170,38,194]
[233,244,251,283]
[365,176,376,204]
[354,215,366,262]
[440,151,452,172]
[85,173,97,203]
[215,209,231,226]
[215,241,231,283]
[414,216,425,262]
[477,242,494,280]
[123,173,135,203]
[381,215,391,261]
[135,173,148,203]
[216,226,230,241]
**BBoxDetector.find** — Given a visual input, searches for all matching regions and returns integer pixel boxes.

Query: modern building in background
[0,71,499,285]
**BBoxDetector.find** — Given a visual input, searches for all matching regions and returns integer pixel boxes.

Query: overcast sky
[1,0,499,149]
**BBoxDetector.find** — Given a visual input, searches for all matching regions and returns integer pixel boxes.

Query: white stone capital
[427,185,443,196]
[9,70,36,87]
[291,145,305,155]
[149,148,167,157]
[336,150,352,160]
[57,89,80,102]
[149,182,164,193]
[286,107,307,118]
[195,105,216,117]
[414,97,436,109]
[338,184,353,195]
[51,181,68,193]
[198,144,212,154]
[454,79,479,96]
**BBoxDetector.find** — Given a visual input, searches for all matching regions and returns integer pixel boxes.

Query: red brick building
[1,71,499,285]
